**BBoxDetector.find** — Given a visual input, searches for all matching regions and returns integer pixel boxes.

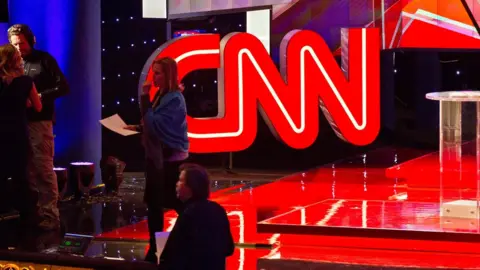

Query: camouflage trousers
[28,121,60,229]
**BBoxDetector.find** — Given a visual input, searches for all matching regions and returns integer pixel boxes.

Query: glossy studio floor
[2,142,480,270]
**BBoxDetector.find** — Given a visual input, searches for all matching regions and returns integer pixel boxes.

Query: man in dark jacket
[158,163,235,270]
[8,24,69,230]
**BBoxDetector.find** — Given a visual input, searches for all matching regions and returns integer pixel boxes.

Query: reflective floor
[3,146,480,269]
[259,199,480,240]
[95,146,480,269]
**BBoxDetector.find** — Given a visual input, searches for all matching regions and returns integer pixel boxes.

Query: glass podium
[426,91,480,222]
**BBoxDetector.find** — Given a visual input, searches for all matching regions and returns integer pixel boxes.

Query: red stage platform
[258,199,480,241]
[96,147,480,269]
[386,141,480,189]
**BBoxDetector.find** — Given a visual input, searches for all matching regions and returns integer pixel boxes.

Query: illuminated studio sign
[141,28,381,153]
[139,0,480,154]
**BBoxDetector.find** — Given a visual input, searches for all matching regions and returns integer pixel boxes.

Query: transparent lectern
[426,91,480,222]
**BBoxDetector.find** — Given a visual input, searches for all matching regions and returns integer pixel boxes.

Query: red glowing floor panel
[257,199,480,242]
[386,141,480,189]
[258,245,480,269]
[385,152,480,188]
[96,147,480,268]
[97,167,411,244]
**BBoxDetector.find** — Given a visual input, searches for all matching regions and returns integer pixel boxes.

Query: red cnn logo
[144,28,380,153]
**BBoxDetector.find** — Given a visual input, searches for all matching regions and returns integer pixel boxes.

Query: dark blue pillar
[0,0,8,44]
[8,0,102,184]
[0,23,8,44]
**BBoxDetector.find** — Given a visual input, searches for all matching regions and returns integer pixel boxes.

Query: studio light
[69,162,95,199]
[54,167,69,200]
[101,156,126,193]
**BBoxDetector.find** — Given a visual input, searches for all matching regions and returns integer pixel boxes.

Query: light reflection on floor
[96,147,480,269]
[5,146,480,269]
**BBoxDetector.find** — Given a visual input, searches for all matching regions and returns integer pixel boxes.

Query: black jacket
[159,199,235,270]
[23,49,69,122]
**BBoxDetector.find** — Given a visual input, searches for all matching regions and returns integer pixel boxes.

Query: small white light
[116,101,120,105]
[131,72,135,75]
[214,28,217,31]
[102,77,106,80]
[131,44,134,47]
[102,21,105,24]
[456,70,461,75]
[116,18,120,22]
[131,98,135,102]
[143,41,147,44]
[214,80,217,83]
[152,39,156,42]
[130,17,133,19]
[117,74,121,77]
[193,84,196,87]
[102,48,105,52]
[239,24,242,27]
[393,69,397,73]
[117,45,121,49]
[102,105,105,108]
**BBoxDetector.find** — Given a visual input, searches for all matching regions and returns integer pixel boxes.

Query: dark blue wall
[0,23,8,44]
[8,0,102,183]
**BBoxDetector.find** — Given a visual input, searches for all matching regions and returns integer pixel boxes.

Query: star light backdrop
[101,0,480,172]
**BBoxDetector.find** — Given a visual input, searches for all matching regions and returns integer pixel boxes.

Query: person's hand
[142,80,152,95]
[123,125,138,131]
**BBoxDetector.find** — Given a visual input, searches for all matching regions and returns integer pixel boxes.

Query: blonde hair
[0,44,23,84]
[153,57,180,92]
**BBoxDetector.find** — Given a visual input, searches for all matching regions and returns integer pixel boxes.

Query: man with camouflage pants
[8,24,69,230]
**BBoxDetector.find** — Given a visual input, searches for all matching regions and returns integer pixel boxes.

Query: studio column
[8,0,102,184]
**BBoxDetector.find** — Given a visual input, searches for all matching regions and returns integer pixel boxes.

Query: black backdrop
[101,0,480,172]
[0,0,8,22]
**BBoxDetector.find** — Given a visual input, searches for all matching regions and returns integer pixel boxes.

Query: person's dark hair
[7,24,35,47]
[179,163,211,200]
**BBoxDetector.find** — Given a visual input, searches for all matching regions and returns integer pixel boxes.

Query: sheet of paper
[155,231,170,264]
[100,114,139,136]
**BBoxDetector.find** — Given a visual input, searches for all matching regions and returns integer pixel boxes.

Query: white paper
[155,231,170,264]
[100,114,139,136]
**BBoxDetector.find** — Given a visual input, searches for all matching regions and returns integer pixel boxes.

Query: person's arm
[38,53,69,101]
[29,83,42,112]
[223,209,235,257]
[140,93,152,116]
[143,93,185,141]
[226,228,235,257]
[124,124,143,132]
[158,213,191,270]
[140,80,154,116]
[124,82,152,133]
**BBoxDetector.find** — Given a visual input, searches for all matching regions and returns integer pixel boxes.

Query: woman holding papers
[125,57,189,264]
[0,44,42,226]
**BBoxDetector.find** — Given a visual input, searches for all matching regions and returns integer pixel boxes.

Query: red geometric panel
[462,0,480,29]
[398,0,480,48]
[276,0,480,55]
[333,0,480,51]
